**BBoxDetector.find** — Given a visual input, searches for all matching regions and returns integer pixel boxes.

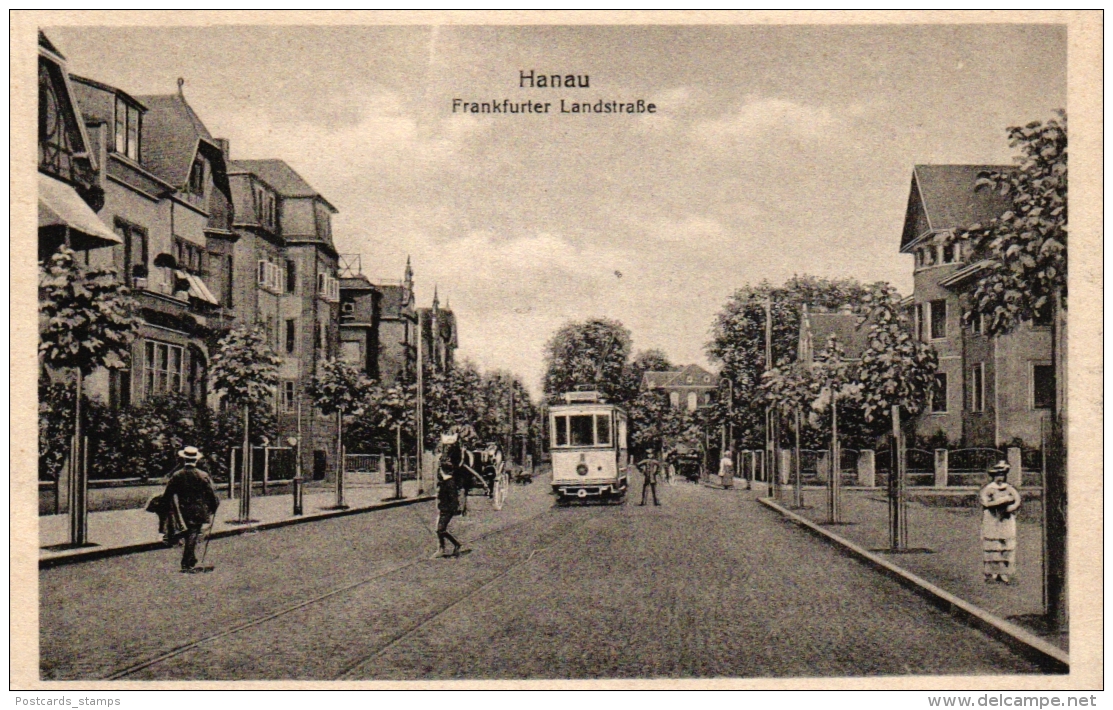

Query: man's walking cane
[196,513,218,572]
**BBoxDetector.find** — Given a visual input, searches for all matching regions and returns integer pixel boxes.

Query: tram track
[333,516,588,680]
[103,498,583,680]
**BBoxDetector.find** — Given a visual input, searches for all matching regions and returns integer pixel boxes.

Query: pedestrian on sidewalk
[719,446,735,489]
[979,461,1021,585]
[435,463,463,557]
[638,459,661,506]
[162,446,219,573]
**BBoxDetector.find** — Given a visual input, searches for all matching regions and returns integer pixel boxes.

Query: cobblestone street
[40,474,1045,680]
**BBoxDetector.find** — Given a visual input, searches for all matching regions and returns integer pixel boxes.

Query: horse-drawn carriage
[439,435,509,512]
[672,445,703,483]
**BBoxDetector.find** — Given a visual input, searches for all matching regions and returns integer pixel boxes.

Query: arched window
[687,392,698,411]
[669,391,679,408]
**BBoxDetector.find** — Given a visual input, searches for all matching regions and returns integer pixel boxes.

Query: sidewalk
[41,480,429,567]
[785,487,1064,651]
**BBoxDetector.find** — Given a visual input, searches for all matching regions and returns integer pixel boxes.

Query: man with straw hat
[162,446,220,573]
[979,460,1022,584]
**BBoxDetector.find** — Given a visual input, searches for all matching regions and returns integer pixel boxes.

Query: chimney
[214,138,230,160]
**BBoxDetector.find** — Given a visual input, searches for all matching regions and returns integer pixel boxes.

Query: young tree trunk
[1044,291,1067,628]
[68,369,88,546]
[335,410,346,508]
[395,425,404,500]
[239,404,251,521]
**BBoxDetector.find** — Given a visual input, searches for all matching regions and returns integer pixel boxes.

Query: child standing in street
[979,461,1022,584]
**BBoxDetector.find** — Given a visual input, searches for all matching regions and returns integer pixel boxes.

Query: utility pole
[765,297,775,498]
[415,309,425,495]
[509,381,516,466]
[794,409,803,509]
[828,374,841,523]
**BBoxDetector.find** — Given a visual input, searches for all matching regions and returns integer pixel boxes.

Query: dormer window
[114,97,141,161]
[188,159,205,195]
[942,244,956,264]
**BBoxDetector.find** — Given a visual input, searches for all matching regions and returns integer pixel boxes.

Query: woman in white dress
[978,461,1022,584]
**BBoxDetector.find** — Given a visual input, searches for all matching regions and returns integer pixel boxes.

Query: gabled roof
[642,370,678,389]
[900,164,1013,252]
[229,159,337,212]
[133,93,218,188]
[39,31,63,59]
[643,364,718,389]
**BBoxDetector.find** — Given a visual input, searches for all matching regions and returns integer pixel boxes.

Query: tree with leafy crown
[543,318,636,405]
[308,358,374,507]
[39,246,137,543]
[209,325,281,520]
[951,110,1068,628]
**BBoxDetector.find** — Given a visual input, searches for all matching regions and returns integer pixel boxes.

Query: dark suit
[163,465,219,570]
[436,475,461,553]
[639,460,661,506]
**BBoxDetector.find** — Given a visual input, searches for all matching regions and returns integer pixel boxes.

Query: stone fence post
[780,450,792,485]
[817,451,829,483]
[857,450,876,487]
[1006,447,1023,488]
[933,448,948,488]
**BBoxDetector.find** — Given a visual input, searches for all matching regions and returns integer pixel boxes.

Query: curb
[757,497,1069,674]
[40,494,435,569]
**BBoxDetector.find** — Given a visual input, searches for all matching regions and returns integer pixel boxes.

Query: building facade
[69,73,233,411]
[642,364,719,412]
[227,159,342,480]
[900,164,1054,447]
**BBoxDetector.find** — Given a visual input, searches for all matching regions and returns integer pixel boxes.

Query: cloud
[693,95,842,144]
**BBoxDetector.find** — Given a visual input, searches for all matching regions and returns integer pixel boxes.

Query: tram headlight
[576,463,588,476]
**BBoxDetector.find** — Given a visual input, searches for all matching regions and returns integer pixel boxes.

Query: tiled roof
[133,94,214,187]
[340,274,374,290]
[642,370,678,388]
[900,164,1013,250]
[230,159,335,211]
[643,365,718,390]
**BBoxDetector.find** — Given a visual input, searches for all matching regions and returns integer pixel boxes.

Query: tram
[549,389,629,504]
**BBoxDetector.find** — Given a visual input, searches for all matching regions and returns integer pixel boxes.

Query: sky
[45,23,1066,395]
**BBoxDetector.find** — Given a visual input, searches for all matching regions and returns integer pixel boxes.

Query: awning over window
[38,173,120,248]
[175,270,219,305]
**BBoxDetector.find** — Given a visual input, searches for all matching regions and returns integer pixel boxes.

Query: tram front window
[554,416,568,446]
[570,415,595,446]
[596,414,611,446]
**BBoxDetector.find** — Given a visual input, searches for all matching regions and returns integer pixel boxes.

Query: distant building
[899,164,1054,447]
[418,288,457,375]
[642,364,719,412]
[338,256,424,386]
[226,158,341,479]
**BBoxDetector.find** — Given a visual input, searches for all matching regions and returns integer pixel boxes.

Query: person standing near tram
[719,446,735,489]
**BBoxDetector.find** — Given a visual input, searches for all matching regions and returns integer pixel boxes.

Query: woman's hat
[178,446,202,462]
[988,460,1010,475]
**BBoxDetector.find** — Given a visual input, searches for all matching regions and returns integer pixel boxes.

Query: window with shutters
[257,260,282,293]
